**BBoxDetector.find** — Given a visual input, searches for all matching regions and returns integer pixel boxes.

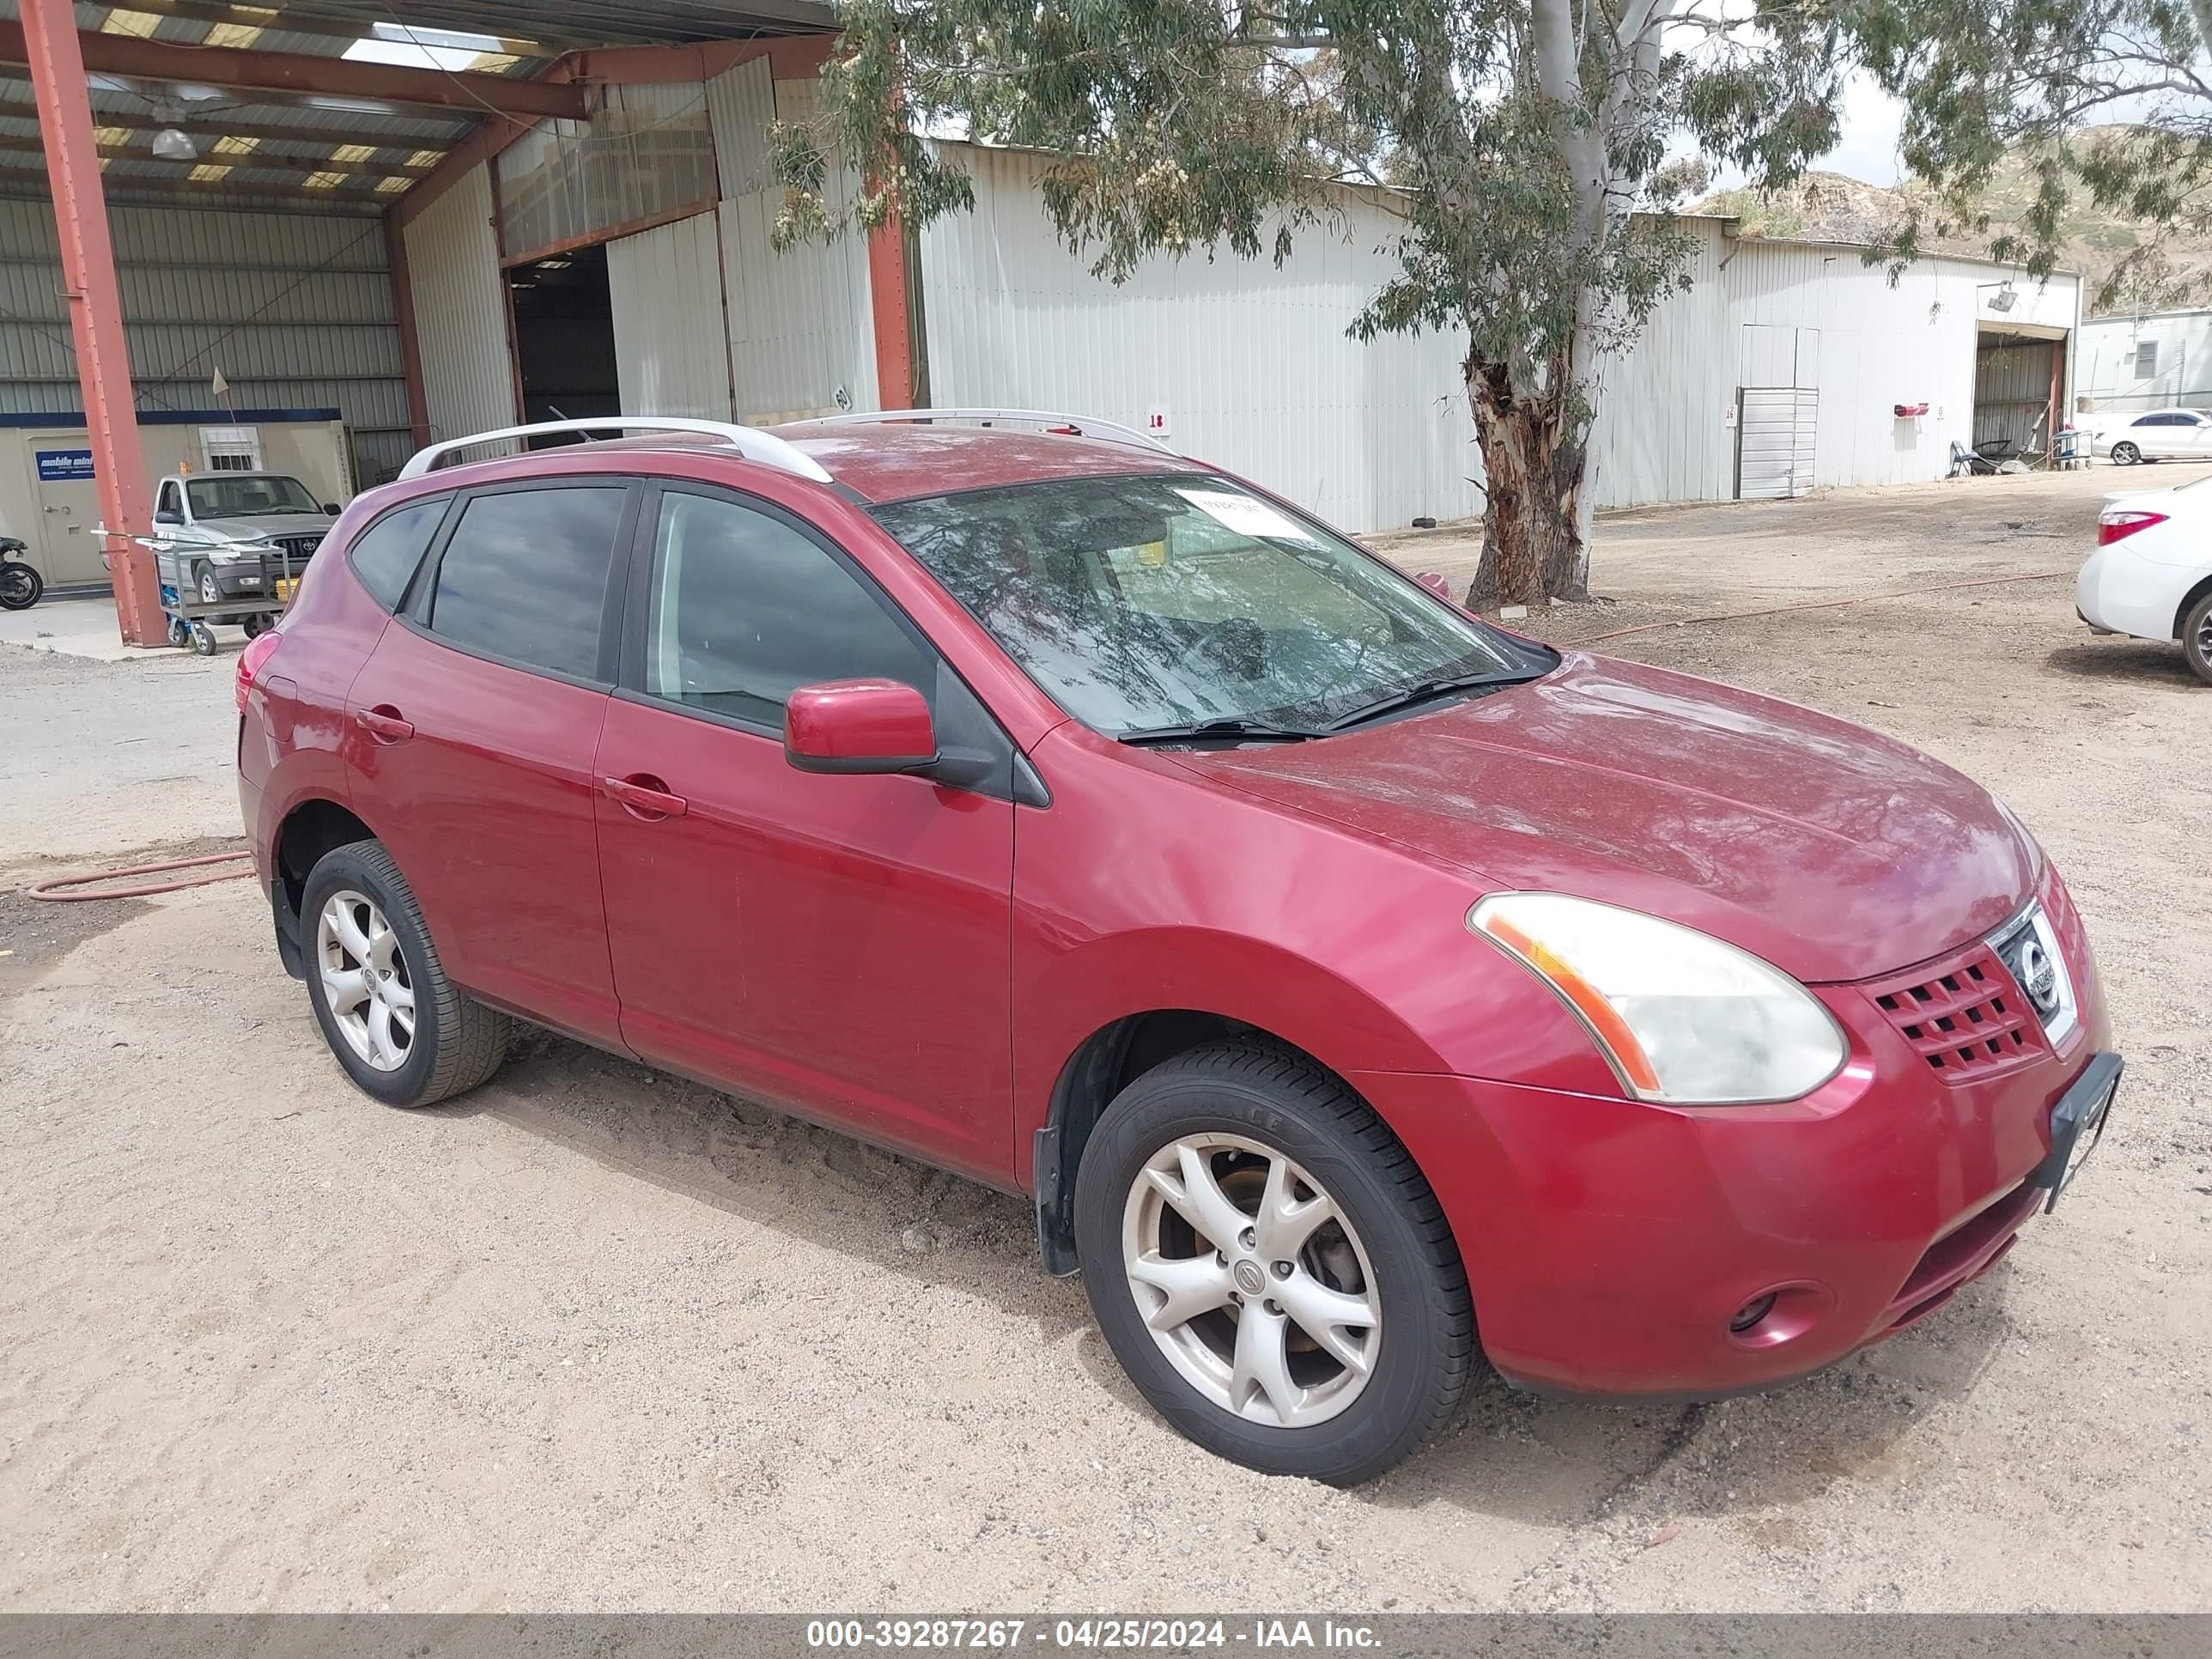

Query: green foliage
[1842,0,2212,307]
[776,3,1850,401]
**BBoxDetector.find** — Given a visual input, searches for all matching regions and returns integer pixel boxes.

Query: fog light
[1729,1292,1778,1334]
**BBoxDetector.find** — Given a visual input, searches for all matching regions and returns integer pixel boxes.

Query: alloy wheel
[316,888,415,1072]
[199,570,222,605]
[1121,1133,1381,1428]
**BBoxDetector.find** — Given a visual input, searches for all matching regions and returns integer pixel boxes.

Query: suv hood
[196,513,336,544]
[1170,653,2033,983]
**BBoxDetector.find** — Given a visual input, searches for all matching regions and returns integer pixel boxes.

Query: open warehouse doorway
[507,246,620,438]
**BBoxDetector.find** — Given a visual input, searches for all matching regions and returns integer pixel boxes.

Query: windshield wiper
[1323,670,1539,732]
[1118,716,1326,746]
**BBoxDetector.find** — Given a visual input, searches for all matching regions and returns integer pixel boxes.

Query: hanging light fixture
[151,127,198,161]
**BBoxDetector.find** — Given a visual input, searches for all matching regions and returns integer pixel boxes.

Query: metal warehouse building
[3,0,2080,644]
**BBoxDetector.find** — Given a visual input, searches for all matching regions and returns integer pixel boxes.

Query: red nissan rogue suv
[236,411,2121,1483]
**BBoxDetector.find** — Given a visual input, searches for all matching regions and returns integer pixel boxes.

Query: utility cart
[94,529,308,654]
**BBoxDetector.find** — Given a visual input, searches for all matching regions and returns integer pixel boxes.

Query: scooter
[0,536,41,611]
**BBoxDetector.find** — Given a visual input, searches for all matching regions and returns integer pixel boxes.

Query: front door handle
[601,775,688,820]
[356,706,414,744]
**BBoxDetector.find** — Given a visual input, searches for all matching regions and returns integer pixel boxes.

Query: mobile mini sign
[34,448,95,483]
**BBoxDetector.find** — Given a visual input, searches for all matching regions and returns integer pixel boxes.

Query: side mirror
[1414,570,1455,601]
[321,502,341,515]
[155,508,183,526]
[784,678,938,775]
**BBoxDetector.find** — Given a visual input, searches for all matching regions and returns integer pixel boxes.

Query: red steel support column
[867,214,916,410]
[383,209,432,450]
[20,0,163,645]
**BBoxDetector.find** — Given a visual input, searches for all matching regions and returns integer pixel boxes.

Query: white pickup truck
[153,471,341,604]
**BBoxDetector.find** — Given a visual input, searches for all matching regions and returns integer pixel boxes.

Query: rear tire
[300,839,509,1107]
[2183,592,2212,686]
[1073,1042,1474,1484]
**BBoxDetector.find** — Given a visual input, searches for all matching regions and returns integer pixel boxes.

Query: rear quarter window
[345,499,449,611]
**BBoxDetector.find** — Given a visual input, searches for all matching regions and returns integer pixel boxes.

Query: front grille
[1864,943,2044,1083]
[270,533,323,564]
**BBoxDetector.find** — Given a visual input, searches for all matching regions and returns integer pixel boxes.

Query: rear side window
[641,489,932,727]
[345,499,447,611]
[428,486,626,680]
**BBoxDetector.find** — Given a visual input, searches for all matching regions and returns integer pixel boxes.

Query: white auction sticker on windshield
[1175,488,1320,544]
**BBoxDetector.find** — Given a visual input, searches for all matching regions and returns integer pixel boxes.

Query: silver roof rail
[786,407,1178,456]
[398,417,835,483]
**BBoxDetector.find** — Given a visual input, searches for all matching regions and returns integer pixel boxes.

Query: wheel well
[2174,572,2212,641]
[1030,1009,1352,1274]
[276,798,374,914]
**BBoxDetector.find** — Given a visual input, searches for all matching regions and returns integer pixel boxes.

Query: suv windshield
[872,474,1553,736]
[187,474,322,518]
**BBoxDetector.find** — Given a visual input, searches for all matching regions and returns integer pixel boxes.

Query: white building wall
[401,162,517,450]
[2076,311,2212,412]
[920,145,1477,534]
[608,210,732,419]
[707,67,878,421]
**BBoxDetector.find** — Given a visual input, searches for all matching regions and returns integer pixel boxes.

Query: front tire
[1073,1042,1474,1484]
[2112,441,2142,465]
[2184,591,2212,685]
[300,839,509,1107]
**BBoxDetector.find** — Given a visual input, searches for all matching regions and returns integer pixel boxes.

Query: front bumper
[1359,877,2114,1399]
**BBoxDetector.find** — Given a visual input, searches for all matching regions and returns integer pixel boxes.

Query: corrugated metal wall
[0,195,410,481]
[495,82,718,263]
[919,145,1478,534]
[607,210,731,418]
[1974,339,2058,451]
[711,72,878,421]
[402,162,518,453]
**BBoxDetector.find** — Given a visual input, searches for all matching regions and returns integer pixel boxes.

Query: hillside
[1695,150,2209,315]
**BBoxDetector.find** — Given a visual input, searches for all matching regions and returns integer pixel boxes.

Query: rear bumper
[1358,883,2114,1399]
[2076,544,2182,641]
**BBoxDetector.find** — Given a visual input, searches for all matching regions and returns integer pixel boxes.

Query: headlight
[1469,892,1847,1104]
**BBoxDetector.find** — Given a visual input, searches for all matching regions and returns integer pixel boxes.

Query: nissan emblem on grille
[2014,937,2060,1018]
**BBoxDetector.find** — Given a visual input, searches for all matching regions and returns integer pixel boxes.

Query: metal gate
[1736,386,1819,500]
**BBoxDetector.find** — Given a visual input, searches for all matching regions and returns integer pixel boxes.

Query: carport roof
[0,0,836,214]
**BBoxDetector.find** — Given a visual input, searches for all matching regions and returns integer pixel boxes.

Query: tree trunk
[1464,355,1589,608]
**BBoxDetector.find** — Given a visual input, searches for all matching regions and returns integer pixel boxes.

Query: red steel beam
[19,0,165,647]
[0,20,591,121]
[866,213,917,410]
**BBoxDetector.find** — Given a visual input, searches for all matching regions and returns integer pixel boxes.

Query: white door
[1737,388,1820,500]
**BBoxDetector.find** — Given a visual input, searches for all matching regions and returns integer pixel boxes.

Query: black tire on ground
[241,613,269,639]
[300,838,510,1108]
[187,621,218,656]
[2183,591,2212,686]
[1073,1041,1474,1484]
[2112,441,2142,465]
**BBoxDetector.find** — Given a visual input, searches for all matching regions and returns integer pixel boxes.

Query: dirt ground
[1,464,2206,1613]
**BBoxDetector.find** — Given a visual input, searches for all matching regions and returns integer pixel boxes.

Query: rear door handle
[356,707,414,743]
[600,775,689,819]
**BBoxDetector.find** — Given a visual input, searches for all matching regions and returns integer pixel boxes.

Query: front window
[871,475,1552,737]
[186,474,321,519]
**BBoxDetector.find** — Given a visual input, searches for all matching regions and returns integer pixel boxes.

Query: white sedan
[2089,407,2212,464]
[2078,477,2212,683]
